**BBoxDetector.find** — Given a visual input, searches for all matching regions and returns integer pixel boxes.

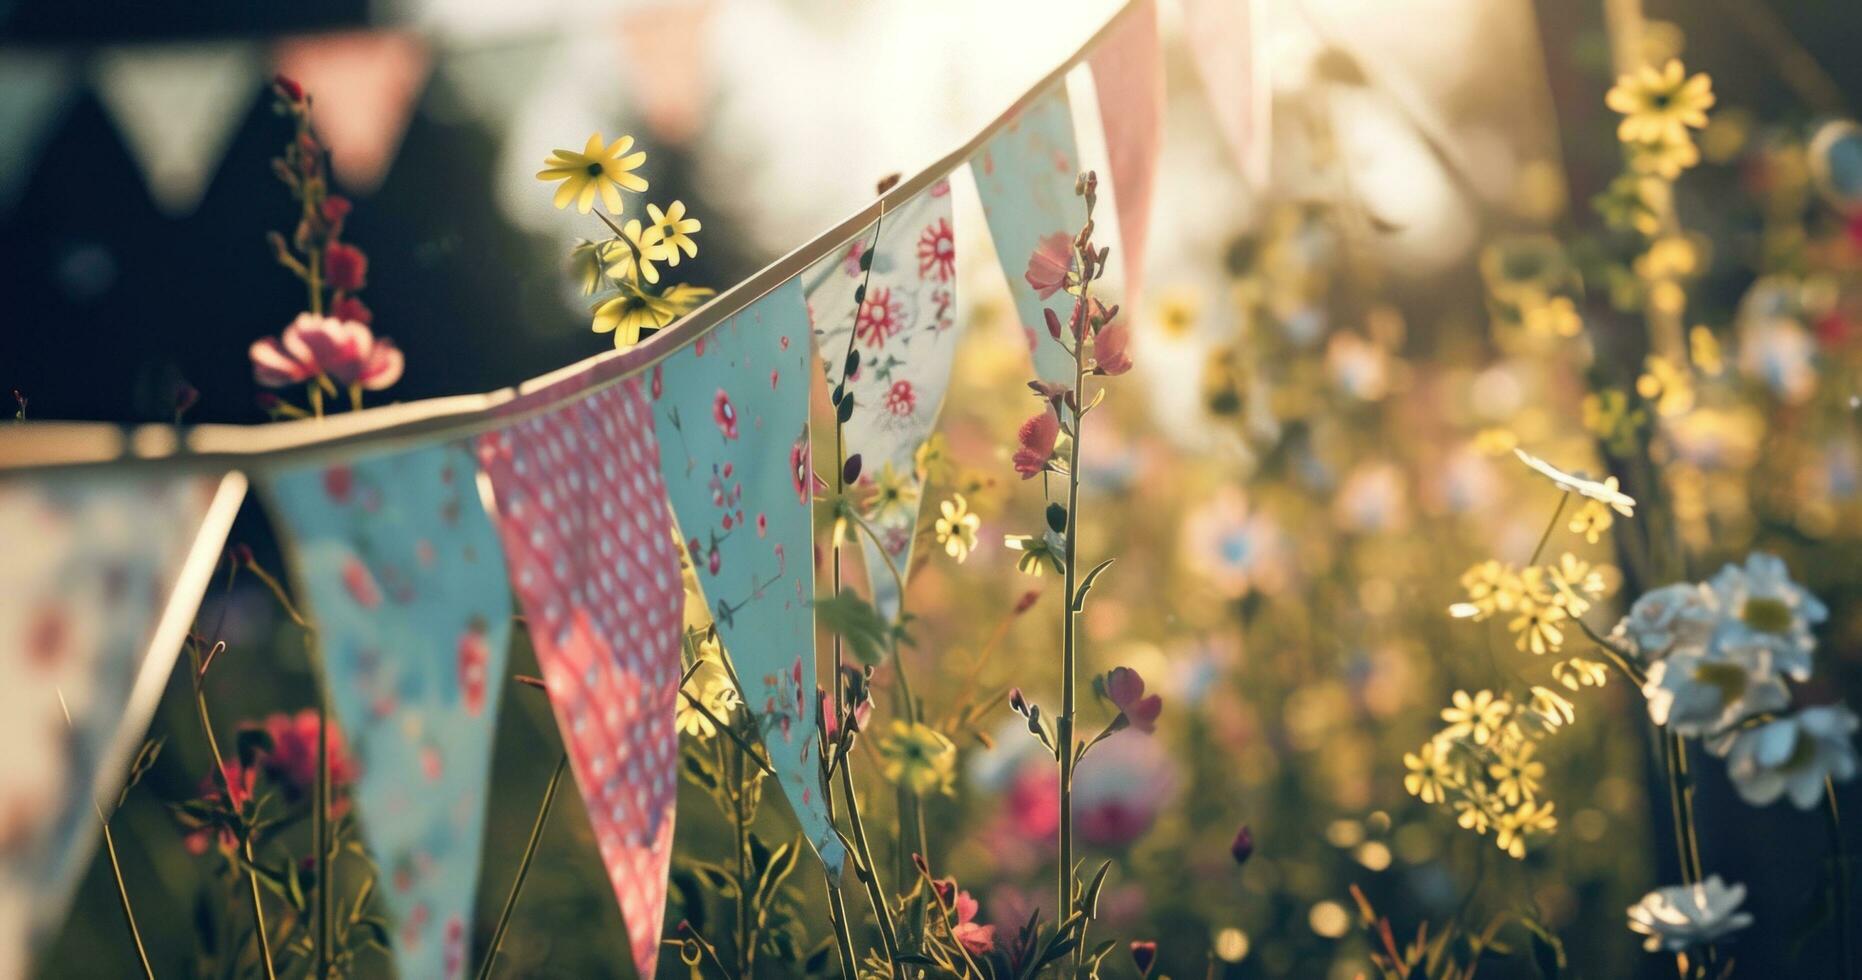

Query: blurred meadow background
[4,0,1861,977]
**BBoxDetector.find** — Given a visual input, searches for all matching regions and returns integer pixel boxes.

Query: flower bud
[1230,825,1255,865]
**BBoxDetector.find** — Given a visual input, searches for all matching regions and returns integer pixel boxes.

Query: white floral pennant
[802,178,959,617]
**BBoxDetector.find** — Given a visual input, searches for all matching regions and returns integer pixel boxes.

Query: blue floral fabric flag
[0,471,241,976]
[265,441,512,979]
[803,178,960,619]
[646,278,846,873]
[970,84,1083,383]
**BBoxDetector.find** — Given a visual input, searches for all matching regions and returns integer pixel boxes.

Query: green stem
[476,753,567,980]
[824,848,860,980]
[1828,776,1853,979]
[187,643,278,980]
[1528,492,1570,566]
[1057,305,1087,930]
[836,761,902,974]
[316,681,333,978]
[734,748,755,978]
[97,817,155,979]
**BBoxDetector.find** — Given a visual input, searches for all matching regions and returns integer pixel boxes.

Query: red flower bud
[323,242,368,292]
[1230,824,1254,865]
[1130,940,1157,977]
[273,73,304,101]
[331,295,372,325]
[1013,589,1041,614]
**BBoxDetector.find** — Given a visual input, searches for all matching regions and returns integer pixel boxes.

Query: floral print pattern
[648,278,845,872]
[266,442,512,980]
[0,472,232,975]
[970,85,1082,382]
[803,181,961,618]
[476,379,683,980]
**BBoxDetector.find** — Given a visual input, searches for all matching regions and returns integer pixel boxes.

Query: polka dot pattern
[476,379,682,980]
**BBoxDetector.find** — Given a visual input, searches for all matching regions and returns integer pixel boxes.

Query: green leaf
[1079,859,1114,918]
[812,592,890,666]
[1071,558,1117,611]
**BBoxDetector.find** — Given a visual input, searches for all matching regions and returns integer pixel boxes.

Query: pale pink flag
[475,378,683,980]
[273,31,431,192]
[1182,0,1269,186]
[616,1,714,146]
[1090,0,1164,311]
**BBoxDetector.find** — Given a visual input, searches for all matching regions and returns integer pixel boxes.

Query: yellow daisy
[591,283,677,348]
[646,200,702,265]
[1605,60,1714,146]
[603,219,674,286]
[934,493,981,562]
[537,132,649,214]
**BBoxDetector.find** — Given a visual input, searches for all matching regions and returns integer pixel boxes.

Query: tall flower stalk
[1004,171,1132,948]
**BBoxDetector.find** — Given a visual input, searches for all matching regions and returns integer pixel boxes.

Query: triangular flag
[1182,0,1270,186]
[1090,0,1164,311]
[263,441,511,980]
[432,34,555,131]
[92,42,261,215]
[273,31,431,193]
[645,279,845,872]
[0,470,244,976]
[616,0,715,146]
[0,51,78,214]
[476,378,683,980]
[802,178,961,619]
[969,84,1084,383]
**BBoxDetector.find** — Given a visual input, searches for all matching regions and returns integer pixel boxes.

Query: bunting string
[0,0,1151,478]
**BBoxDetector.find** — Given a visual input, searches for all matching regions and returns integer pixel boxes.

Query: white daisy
[1513,448,1637,516]
[1709,705,1859,809]
[1612,582,1720,661]
[1642,648,1788,737]
[1705,553,1827,682]
[1626,876,1753,952]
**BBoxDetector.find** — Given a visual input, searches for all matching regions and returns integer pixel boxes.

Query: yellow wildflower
[1551,658,1611,691]
[866,462,921,524]
[1440,689,1509,746]
[676,665,742,739]
[1494,800,1557,858]
[1450,560,1526,621]
[1627,128,1700,180]
[934,493,980,562]
[1606,60,1714,146]
[603,219,674,286]
[1568,497,1616,545]
[877,721,957,795]
[591,283,677,348]
[646,200,701,265]
[1488,740,1546,805]
[1509,590,1568,656]
[1403,738,1460,804]
[914,432,954,485]
[1529,685,1577,729]
[537,132,649,214]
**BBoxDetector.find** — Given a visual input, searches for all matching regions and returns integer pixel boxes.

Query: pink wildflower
[1024,232,1073,300]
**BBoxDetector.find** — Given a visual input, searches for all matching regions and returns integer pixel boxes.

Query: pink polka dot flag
[476,378,683,980]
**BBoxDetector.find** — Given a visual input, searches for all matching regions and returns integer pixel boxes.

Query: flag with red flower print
[0,471,242,976]
[1090,0,1164,311]
[264,442,511,980]
[647,277,846,873]
[970,84,1083,383]
[475,378,683,980]
[802,178,959,618]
